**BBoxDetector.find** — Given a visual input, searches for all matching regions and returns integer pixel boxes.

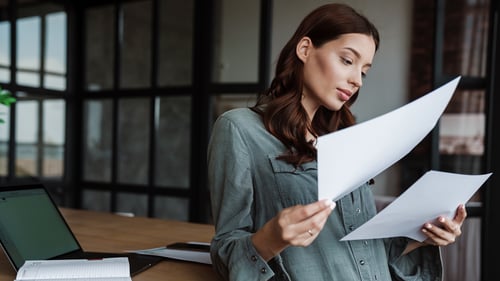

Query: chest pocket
[268,155,318,207]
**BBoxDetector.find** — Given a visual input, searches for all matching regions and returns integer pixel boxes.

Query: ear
[296,37,313,63]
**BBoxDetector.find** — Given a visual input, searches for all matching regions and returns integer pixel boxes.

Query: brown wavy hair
[252,3,380,167]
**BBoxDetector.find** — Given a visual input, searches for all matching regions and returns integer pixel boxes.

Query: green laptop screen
[0,188,80,269]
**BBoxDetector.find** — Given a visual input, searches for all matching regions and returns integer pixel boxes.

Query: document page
[129,242,212,265]
[317,77,461,201]
[15,257,131,281]
[341,170,491,242]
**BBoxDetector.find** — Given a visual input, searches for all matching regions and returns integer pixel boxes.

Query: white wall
[272,0,414,196]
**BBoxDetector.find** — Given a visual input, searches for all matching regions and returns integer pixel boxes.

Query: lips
[337,88,352,102]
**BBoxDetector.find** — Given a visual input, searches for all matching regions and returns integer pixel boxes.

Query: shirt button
[359,260,365,265]
[356,208,361,214]
[349,225,355,231]
[364,241,368,245]
[261,268,267,274]
[251,255,257,262]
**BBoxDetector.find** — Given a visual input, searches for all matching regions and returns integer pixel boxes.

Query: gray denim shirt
[208,108,442,281]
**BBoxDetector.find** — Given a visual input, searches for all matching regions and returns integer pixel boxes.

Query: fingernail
[426,223,432,229]
[439,217,445,223]
[321,199,335,210]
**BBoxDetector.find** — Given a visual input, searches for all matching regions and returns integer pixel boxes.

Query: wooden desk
[0,208,221,281]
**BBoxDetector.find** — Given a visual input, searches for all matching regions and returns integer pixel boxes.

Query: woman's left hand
[421,204,467,246]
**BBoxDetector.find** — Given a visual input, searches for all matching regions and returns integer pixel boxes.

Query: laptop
[0,183,162,276]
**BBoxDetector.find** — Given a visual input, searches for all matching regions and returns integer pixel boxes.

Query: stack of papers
[129,242,211,265]
[14,257,131,281]
[316,76,492,241]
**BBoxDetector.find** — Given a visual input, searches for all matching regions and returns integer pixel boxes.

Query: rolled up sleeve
[385,237,443,281]
[208,114,275,281]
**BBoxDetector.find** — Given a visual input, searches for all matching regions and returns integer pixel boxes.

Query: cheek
[315,55,340,83]
[303,53,338,96]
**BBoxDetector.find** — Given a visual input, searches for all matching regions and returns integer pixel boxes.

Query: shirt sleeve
[207,114,276,281]
[385,237,443,281]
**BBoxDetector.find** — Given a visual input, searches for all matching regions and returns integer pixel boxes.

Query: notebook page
[15,257,130,280]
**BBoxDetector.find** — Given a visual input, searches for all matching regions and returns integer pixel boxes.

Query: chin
[325,102,345,112]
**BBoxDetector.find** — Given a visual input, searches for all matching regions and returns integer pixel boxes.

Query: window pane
[439,89,485,202]
[85,6,115,91]
[212,93,257,120]
[17,71,40,87]
[83,99,112,182]
[45,12,66,74]
[116,192,148,217]
[440,112,484,155]
[15,100,38,177]
[155,196,189,221]
[43,99,65,178]
[157,0,193,86]
[117,98,150,184]
[212,0,260,82]
[443,0,489,77]
[16,100,38,142]
[155,96,191,188]
[16,16,41,70]
[120,0,151,89]
[0,105,9,176]
[439,89,485,157]
[0,21,10,66]
[44,74,66,90]
[82,189,111,212]
[0,68,10,82]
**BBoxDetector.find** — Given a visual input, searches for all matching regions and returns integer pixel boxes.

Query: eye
[341,57,353,65]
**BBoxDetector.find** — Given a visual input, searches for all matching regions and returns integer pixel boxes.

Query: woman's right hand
[251,199,336,261]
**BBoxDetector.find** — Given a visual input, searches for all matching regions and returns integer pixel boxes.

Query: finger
[298,203,334,236]
[300,199,336,219]
[422,223,456,245]
[288,219,324,245]
[453,204,467,224]
[292,203,336,246]
[422,225,449,246]
[285,199,335,224]
[437,216,462,236]
[278,200,331,226]
[278,201,335,246]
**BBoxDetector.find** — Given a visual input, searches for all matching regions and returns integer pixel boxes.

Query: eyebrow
[343,47,372,68]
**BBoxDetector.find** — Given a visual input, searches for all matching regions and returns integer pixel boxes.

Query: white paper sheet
[15,257,131,281]
[129,242,211,265]
[341,170,491,242]
[317,76,461,201]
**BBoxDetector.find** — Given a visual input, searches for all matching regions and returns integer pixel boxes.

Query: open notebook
[0,183,161,276]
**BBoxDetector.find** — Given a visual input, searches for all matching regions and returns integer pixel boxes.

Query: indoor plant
[0,85,15,124]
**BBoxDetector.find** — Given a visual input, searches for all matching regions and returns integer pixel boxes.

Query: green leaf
[0,86,16,106]
[0,97,16,106]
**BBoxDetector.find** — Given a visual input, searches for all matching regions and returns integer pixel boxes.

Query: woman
[208,3,465,281]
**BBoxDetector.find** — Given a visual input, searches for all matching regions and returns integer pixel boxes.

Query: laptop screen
[0,185,81,269]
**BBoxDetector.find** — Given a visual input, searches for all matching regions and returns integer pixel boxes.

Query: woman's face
[297,33,376,118]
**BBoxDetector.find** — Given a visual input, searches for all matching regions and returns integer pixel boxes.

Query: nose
[349,71,363,89]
